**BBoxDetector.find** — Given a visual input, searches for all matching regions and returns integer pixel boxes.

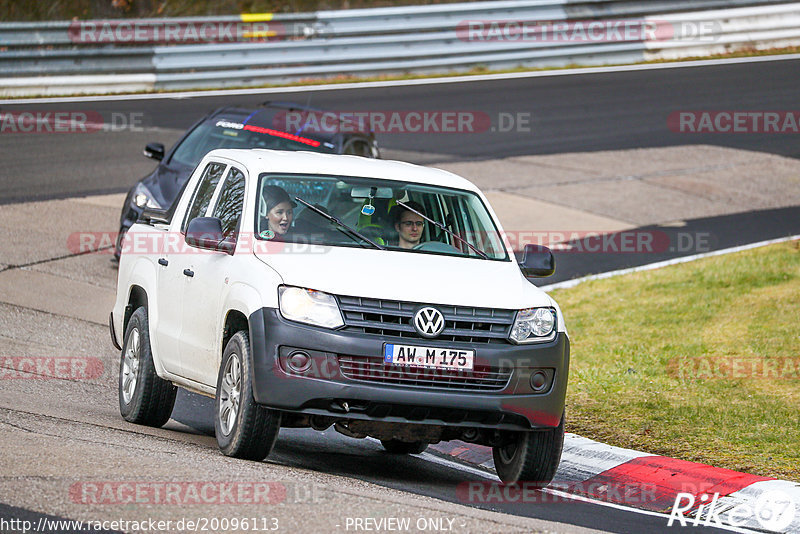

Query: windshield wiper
[293,196,386,250]
[395,200,489,259]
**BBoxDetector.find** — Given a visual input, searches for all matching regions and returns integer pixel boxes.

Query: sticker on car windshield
[260,230,275,240]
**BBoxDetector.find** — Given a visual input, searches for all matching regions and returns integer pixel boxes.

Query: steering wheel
[413,241,459,253]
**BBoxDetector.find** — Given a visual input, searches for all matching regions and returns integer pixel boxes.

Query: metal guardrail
[1,0,799,96]
[0,13,318,48]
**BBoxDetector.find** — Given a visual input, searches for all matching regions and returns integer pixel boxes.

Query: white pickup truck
[111,148,569,484]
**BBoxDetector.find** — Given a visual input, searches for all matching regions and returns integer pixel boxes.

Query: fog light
[287,351,312,373]
[530,370,548,392]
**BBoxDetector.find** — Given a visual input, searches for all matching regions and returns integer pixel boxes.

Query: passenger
[391,201,427,249]
[260,185,296,240]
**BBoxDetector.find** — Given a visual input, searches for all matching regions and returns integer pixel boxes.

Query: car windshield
[170,117,337,168]
[255,173,509,261]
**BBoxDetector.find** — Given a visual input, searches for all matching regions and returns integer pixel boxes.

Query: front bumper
[248,308,569,431]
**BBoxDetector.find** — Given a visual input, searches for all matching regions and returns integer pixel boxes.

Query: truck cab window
[212,167,246,238]
[182,162,226,233]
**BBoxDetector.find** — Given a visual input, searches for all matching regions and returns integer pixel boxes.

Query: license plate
[383,343,474,371]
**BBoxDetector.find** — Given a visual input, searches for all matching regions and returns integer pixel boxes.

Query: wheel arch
[124,285,149,333]
[221,309,250,362]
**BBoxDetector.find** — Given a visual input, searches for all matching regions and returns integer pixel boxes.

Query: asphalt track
[1,58,800,204]
[2,58,799,533]
[168,393,733,534]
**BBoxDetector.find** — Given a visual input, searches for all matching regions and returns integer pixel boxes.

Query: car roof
[205,148,480,192]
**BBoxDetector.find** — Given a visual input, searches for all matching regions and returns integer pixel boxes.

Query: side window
[182,162,226,232]
[212,167,246,238]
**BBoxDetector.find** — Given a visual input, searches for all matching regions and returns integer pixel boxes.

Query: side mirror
[519,244,555,278]
[143,142,165,161]
[185,217,235,255]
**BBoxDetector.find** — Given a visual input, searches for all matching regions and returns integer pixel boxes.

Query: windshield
[170,118,337,168]
[255,173,509,261]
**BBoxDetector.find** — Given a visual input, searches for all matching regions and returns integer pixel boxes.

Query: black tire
[492,416,564,485]
[118,307,177,426]
[380,439,428,454]
[214,331,281,461]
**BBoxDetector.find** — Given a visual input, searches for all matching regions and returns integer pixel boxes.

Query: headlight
[132,183,162,209]
[509,307,556,344]
[279,286,344,329]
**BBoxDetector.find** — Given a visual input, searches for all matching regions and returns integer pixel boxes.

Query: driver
[391,201,426,249]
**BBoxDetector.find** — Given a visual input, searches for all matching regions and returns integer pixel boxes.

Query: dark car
[115,101,379,258]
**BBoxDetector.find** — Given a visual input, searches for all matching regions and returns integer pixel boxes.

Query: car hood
[142,161,193,208]
[253,246,553,310]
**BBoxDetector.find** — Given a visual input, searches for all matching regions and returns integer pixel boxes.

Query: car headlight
[132,183,162,209]
[279,286,344,329]
[509,307,556,344]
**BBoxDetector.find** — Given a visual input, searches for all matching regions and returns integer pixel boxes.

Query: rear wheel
[118,307,177,426]
[215,331,281,461]
[492,416,564,485]
[380,440,428,454]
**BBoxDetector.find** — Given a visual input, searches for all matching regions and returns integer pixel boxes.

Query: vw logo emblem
[413,307,445,338]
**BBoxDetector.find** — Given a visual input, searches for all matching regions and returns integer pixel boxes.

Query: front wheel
[380,440,428,454]
[492,416,564,485]
[118,307,177,426]
[214,331,281,461]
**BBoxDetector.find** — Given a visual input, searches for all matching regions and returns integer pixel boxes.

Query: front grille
[338,355,513,392]
[338,296,515,344]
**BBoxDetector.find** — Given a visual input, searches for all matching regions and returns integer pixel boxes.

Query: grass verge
[553,240,800,481]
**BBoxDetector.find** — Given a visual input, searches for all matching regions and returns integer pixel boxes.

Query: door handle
[158,258,169,266]
[183,269,194,277]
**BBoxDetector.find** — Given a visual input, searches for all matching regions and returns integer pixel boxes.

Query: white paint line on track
[2,53,800,105]
[540,235,800,293]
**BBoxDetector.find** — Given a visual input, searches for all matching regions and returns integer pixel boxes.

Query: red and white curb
[429,434,800,533]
